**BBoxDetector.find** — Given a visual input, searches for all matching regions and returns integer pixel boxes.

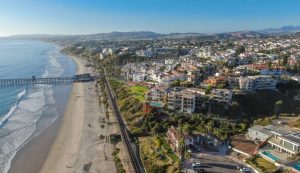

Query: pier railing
[0,77,74,87]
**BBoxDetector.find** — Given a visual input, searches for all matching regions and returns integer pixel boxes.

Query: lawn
[246,155,278,173]
[129,85,149,102]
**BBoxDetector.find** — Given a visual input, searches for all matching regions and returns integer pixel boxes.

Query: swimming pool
[262,151,280,161]
[292,163,300,171]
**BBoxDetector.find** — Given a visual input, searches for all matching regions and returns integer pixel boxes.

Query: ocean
[0,40,76,173]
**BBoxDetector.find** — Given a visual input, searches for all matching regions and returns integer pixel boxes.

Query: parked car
[240,167,251,173]
[193,162,205,171]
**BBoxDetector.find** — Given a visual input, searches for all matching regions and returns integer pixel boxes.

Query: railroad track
[104,76,145,173]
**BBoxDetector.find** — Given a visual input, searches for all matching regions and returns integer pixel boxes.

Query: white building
[260,69,287,76]
[168,89,196,113]
[210,89,233,105]
[132,73,147,82]
[239,75,278,91]
[135,49,153,57]
[247,125,274,142]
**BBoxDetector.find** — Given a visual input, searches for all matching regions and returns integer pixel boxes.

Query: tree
[205,85,212,94]
[274,100,284,118]
[182,123,192,133]
[235,45,246,55]
[267,60,272,69]
[151,123,162,135]
[178,138,185,159]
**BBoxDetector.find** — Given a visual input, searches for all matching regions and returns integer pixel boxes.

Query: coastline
[8,51,117,173]
[39,54,86,173]
[7,51,80,173]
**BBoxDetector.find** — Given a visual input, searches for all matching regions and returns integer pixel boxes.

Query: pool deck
[259,146,289,162]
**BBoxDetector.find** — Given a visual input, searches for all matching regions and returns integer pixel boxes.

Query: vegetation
[254,117,275,126]
[108,78,145,129]
[289,118,300,129]
[129,85,149,102]
[274,100,284,118]
[246,155,278,173]
[112,147,126,173]
[139,137,180,173]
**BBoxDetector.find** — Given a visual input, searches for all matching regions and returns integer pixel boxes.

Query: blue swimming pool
[292,163,300,171]
[262,151,280,161]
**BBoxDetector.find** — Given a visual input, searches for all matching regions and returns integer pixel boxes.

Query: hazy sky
[0,0,300,36]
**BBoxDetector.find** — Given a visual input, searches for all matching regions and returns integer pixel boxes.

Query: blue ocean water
[0,40,76,173]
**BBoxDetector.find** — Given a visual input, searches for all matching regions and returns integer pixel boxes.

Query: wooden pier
[0,77,74,87]
[0,74,97,87]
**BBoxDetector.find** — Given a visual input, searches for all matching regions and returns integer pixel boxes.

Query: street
[184,153,248,173]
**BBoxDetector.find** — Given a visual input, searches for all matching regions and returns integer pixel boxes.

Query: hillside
[233,89,300,119]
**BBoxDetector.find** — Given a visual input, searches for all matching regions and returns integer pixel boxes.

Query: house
[268,127,300,156]
[132,73,147,82]
[247,125,274,142]
[203,76,226,87]
[166,127,194,150]
[238,75,278,91]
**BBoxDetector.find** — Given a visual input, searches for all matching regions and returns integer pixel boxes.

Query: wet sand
[9,54,117,173]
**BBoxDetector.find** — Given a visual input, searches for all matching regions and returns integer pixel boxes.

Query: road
[184,153,251,173]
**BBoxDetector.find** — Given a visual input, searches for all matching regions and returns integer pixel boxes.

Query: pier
[0,74,95,87]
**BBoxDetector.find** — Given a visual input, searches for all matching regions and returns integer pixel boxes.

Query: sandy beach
[40,55,116,173]
[9,54,117,173]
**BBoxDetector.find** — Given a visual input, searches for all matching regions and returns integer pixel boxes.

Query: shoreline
[8,50,117,173]
[8,51,82,173]
[39,54,86,173]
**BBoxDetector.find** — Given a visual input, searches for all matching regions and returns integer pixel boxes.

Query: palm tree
[178,138,185,160]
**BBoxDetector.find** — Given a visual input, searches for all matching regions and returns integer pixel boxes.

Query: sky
[0,0,300,36]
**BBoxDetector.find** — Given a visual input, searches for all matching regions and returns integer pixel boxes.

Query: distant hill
[259,25,300,34]
[3,25,300,41]
[84,31,164,40]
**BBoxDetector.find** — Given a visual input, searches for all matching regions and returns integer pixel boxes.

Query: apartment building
[210,89,233,105]
[239,75,278,91]
[146,86,170,102]
[135,49,153,57]
[168,89,196,113]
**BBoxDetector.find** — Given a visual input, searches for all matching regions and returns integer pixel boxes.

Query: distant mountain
[4,26,299,42]
[259,25,300,34]
[2,31,164,41]
[84,31,164,40]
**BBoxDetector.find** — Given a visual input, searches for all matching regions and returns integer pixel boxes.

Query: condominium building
[210,89,233,105]
[135,49,153,57]
[239,75,278,91]
[168,89,196,113]
[146,86,170,102]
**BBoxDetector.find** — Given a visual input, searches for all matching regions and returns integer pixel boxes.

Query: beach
[9,54,117,173]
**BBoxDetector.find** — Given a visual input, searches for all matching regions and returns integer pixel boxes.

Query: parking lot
[184,153,252,173]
